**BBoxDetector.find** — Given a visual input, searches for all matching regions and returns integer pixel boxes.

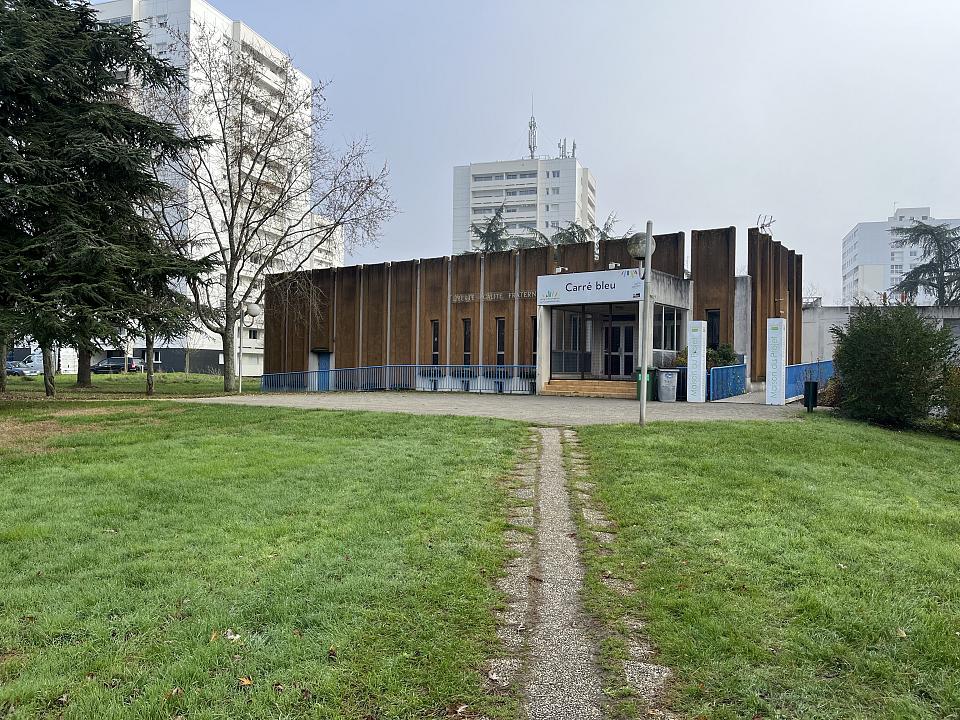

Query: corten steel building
[263,228,802,396]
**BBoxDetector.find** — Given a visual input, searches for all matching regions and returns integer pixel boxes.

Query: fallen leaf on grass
[209,630,219,643]
[223,628,241,642]
[238,676,253,687]
[56,693,69,706]
[273,682,284,693]
[896,627,908,638]
[165,687,184,699]
[327,645,338,662]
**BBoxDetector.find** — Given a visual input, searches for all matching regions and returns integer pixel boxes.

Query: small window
[431,319,440,366]
[552,170,560,177]
[248,329,259,340]
[462,318,472,366]
[153,350,161,363]
[496,317,506,366]
[551,187,560,195]
[706,310,720,350]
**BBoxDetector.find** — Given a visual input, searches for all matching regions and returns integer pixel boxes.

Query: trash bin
[803,380,818,412]
[657,368,679,402]
[636,368,658,401]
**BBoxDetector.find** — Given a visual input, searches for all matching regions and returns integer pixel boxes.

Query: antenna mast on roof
[528,96,537,159]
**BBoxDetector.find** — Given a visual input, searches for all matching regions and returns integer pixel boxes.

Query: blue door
[315,351,331,390]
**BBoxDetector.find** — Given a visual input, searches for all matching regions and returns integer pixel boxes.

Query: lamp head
[627,232,655,260]
[245,302,262,318]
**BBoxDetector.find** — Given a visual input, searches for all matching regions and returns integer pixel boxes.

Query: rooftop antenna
[528,96,537,159]
[571,139,576,158]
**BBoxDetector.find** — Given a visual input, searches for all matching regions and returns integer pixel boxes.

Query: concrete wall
[733,276,752,372]
[801,304,960,362]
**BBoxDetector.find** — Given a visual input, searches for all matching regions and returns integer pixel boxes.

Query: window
[431,320,440,365]
[551,187,560,195]
[551,170,560,177]
[544,204,550,212]
[462,318,472,366]
[473,174,493,182]
[248,329,259,340]
[107,15,131,24]
[706,310,720,350]
[496,318,506,366]
[153,350,161,363]
[531,316,537,365]
[518,171,538,179]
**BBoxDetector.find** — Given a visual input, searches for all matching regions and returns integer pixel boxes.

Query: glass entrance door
[604,323,635,378]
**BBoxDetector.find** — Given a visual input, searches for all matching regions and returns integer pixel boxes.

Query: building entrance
[604,322,635,378]
[549,304,639,381]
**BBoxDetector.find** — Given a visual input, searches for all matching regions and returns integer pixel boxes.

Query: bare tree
[142,22,394,391]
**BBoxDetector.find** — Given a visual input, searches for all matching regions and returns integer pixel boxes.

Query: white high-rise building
[94,0,343,375]
[841,206,960,305]
[452,123,597,253]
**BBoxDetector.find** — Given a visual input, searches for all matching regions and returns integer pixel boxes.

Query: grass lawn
[0,402,526,719]
[577,415,960,720]
[2,372,235,399]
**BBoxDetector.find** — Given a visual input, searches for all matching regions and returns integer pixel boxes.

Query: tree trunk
[184,346,191,375]
[76,347,92,387]
[222,322,237,392]
[145,333,156,396]
[41,343,56,398]
[0,336,7,394]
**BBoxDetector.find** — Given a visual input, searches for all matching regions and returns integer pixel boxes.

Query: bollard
[803,380,819,413]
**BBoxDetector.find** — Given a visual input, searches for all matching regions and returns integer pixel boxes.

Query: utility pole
[638,220,655,426]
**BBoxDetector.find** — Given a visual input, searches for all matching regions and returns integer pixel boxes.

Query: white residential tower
[841,206,960,305]
[453,117,597,253]
[95,0,343,375]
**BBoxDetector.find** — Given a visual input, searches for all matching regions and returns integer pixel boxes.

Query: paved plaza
[190,391,799,425]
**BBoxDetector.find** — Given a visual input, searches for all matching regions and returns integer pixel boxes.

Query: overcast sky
[224,0,960,302]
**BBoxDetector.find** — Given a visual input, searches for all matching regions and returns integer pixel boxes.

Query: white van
[13,347,79,375]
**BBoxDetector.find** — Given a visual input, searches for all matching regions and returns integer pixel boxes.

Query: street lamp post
[629,222,656,426]
[238,302,262,395]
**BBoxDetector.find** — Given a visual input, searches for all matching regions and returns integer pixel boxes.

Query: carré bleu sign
[536,268,644,306]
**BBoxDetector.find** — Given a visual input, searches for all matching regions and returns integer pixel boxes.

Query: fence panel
[261,365,537,395]
[785,360,834,401]
[709,364,747,401]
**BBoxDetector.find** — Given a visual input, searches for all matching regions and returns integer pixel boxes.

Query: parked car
[92,357,146,374]
[5,360,41,377]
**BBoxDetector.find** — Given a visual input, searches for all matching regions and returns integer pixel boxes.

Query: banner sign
[766,318,787,405]
[687,321,707,403]
[536,268,644,306]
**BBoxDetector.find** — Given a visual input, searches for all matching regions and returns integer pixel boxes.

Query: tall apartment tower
[840,206,959,305]
[94,0,343,375]
[452,121,597,253]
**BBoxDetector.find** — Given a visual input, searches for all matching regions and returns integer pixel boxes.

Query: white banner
[537,268,644,306]
[687,321,707,403]
[765,318,787,405]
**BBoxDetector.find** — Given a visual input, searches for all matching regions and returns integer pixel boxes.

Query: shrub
[674,344,738,370]
[831,303,958,427]
[818,377,843,408]
[945,366,960,425]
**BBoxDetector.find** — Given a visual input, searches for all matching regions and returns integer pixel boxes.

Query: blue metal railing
[785,360,834,401]
[261,364,538,395]
[709,363,747,401]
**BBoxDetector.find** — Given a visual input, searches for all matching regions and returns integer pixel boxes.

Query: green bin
[636,368,658,401]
